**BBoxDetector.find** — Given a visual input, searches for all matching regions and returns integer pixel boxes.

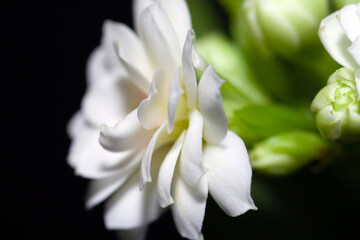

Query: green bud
[311,68,360,142]
[235,0,329,58]
[250,131,329,175]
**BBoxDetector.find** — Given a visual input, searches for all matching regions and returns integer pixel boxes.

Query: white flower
[68,0,256,239]
[318,3,360,96]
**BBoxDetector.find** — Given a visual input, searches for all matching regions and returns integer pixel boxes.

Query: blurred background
[2,0,359,239]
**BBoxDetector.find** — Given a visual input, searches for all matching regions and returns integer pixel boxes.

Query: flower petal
[338,4,360,43]
[198,64,228,144]
[104,145,168,229]
[67,111,84,140]
[319,11,358,70]
[101,20,127,69]
[168,67,185,133]
[100,109,153,152]
[68,117,142,179]
[161,0,192,50]
[348,36,360,66]
[203,131,256,217]
[171,174,208,240]
[192,47,208,72]
[111,21,153,80]
[180,109,206,187]
[138,69,169,130]
[182,29,197,108]
[86,165,138,209]
[138,1,181,73]
[157,131,186,208]
[133,0,155,33]
[82,68,146,127]
[140,122,167,190]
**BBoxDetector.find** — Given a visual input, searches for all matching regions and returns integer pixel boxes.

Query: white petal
[157,131,186,208]
[104,145,169,229]
[168,67,184,133]
[140,123,167,190]
[113,22,153,83]
[67,111,83,140]
[182,29,197,108]
[160,0,192,49]
[180,109,206,187]
[192,47,208,72]
[355,68,360,99]
[138,69,169,130]
[338,4,360,42]
[172,174,208,240]
[198,64,228,144]
[101,20,126,69]
[133,0,155,34]
[203,131,256,216]
[118,58,151,94]
[100,109,153,152]
[86,47,109,85]
[86,164,138,209]
[319,11,358,70]
[348,36,360,66]
[68,118,141,179]
[138,1,181,73]
[116,225,148,240]
[82,69,146,127]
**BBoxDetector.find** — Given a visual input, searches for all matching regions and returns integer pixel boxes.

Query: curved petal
[171,174,208,240]
[182,29,197,108]
[82,69,146,127]
[348,36,360,66]
[203,131,256,217]
[192,47,208,72]
[168,67,184,133]
[68,118,141,179]
[133,0,155,33]
[101,20,126,70]
[157,131,186,208]
[140,122,167,190]
[138,69,169,130]
[67,111,84,140]
[113,21,153,83]
[100,109,153,152]
[161,0,192,50]
[338,4,360,43]
[138,1,181,73]
[198,64,228,144]
[104,145,169,229]
[116,225,148,240]
[180,109,206,187]
[85,162,139,209]
[319,11,358,70]
[86,47,108,85]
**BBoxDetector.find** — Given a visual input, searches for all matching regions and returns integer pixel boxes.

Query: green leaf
[229,104,316,144]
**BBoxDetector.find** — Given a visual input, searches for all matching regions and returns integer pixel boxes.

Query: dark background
[2,0,359,239]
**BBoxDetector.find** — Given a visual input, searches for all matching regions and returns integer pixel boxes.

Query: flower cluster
[312,3,360,142]
[68,0,255,239]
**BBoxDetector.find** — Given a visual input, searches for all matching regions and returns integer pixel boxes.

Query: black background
[2,0,360,239]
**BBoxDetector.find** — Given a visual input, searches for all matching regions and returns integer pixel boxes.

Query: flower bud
[311,68,360,142]
[234,0,329,58]
[250,131,328,175]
